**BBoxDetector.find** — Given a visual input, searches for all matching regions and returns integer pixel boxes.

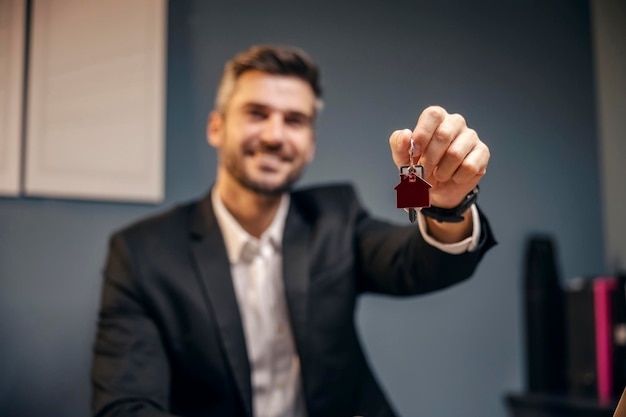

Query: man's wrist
[421,185,479,223]
[417,204,481,253]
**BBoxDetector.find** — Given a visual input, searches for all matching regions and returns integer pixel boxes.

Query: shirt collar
[211,189,290,264]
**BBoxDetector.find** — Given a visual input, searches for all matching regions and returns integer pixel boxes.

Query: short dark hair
[215,45,323,113]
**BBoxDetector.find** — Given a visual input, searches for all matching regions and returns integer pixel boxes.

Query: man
[91,45,495,417]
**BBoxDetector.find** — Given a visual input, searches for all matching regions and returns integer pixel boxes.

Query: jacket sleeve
[352,189,496,296]
[91,233,178,417]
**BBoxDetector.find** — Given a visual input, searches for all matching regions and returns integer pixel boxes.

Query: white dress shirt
[211,189,481,417]
[212,191,306,417]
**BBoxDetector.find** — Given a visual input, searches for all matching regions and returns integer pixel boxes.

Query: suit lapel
[190,195,252,417]
[282,197,312,381]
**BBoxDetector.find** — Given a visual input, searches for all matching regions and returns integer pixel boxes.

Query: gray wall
[0,1,606,416]
[591,0,626,272]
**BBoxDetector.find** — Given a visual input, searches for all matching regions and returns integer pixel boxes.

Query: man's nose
[260,114,285,144]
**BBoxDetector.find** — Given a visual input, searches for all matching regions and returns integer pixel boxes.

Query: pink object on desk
[594,276,618,404]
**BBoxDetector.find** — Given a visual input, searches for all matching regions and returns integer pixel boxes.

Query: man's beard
[222,141,307,196]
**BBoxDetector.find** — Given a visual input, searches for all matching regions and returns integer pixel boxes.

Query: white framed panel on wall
[25,0,167,203]
[0,0,26,196]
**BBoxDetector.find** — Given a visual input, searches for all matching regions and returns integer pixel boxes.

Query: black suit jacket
[92,184,495,417]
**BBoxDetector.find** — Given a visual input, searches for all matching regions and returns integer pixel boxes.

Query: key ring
[408,138,416,175]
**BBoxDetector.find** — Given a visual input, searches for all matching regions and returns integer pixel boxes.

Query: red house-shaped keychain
[395,165,431,209]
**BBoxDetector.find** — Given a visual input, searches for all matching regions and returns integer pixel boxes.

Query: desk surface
[505,392,618,417]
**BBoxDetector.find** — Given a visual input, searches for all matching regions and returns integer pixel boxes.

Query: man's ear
[207,111,223,148]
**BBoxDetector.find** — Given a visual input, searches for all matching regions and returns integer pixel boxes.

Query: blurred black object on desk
[523,234,567,394]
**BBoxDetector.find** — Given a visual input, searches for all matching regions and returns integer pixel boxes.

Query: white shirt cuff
[417,204,481,254]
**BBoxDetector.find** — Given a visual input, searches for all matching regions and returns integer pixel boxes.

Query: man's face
[208,70,316,196]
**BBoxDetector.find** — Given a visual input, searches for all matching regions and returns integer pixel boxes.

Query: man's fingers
[389,128,413,168]
[412,109,469,179]
[411,106,448,164]
[450,142,489,184]
[393,106,489,191]
[432,127,479,182]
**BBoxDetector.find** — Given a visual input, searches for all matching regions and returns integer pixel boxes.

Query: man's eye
[285,117,307,127]
[248,110,266,119]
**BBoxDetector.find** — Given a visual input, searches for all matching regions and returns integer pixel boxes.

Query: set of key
[394,138,431,223]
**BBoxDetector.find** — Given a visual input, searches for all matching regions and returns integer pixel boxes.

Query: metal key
[394,138,431,223]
